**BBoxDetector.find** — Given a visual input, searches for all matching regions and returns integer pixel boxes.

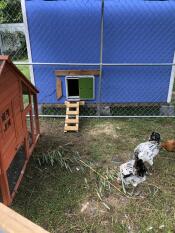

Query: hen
[161,140,175,152]
[119,157,147,187]
[118,132,160,190]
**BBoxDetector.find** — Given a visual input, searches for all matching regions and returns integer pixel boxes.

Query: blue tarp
[25,0,175,103]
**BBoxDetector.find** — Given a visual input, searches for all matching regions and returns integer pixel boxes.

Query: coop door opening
[67,79,79,98]
[66,76,94,100]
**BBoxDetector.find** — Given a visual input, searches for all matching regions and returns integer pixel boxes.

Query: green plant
[0,0,22,24]
[96,167,118,196]
[0,31,27,60]
[35,147,85,174]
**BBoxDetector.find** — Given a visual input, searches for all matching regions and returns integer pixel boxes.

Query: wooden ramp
[0,203,49,233]
[64,101,79,132]
[64,101,84,132]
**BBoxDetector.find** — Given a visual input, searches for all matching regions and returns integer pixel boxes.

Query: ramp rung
[65,101,85,106]
[66,103,79,108]
[65,118,79,124]
[64,125,78,132]
[66,110,79,115]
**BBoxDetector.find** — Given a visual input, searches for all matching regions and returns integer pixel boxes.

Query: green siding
[79,77,94,99]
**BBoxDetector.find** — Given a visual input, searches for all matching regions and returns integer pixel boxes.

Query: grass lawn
[11,118,175,233]
[16,63,30,80]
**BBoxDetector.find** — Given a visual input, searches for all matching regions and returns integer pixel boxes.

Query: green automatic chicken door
[66,76,94,100]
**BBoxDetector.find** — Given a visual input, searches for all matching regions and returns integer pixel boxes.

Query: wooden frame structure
[0,56,40,205]
[55,70,100,76]
[55,70,99,101]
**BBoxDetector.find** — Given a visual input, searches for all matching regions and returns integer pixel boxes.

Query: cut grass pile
[12,118,175,233]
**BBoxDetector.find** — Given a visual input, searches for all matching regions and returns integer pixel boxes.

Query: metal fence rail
[14,62,175,66]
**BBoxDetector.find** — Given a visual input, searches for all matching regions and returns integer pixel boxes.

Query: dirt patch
[80,196,128,218]
[87,122,119,139]
[80,200,107,217]
[103,196,128,211]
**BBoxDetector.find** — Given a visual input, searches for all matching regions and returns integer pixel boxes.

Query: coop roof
[0,56,39,94]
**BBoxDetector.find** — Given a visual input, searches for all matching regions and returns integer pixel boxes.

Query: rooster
[134,132,161,167]
[161,140,175,152]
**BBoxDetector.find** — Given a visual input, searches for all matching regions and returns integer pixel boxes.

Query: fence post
[21,0,35,85]
[97,0,104,116]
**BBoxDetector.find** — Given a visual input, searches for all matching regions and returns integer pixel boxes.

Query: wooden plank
[0,174,11,205]
[2,143,16,171]
[0,61,5,76]
[79,101,85,106]
[56,78,62,99]
[13,95,21,112]
[0,203,49,233]
[33,94,40,135]
[64,125,78,132]
[65,103,79,108]
[55,70,100,76]
[14,113,23,135]
[0,85,19,108]
[66,110,79,115]
[0,55,9,61]
[65,118,79,124]
[65,101,85,106]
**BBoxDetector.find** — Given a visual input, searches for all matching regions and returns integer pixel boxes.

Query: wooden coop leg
[0,172,11,205]
[33,94,40,135]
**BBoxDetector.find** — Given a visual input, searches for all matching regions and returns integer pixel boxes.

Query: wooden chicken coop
[0,56,40,205]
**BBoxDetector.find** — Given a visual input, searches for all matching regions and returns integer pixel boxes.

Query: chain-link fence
[0,0,27,60]
[1,0,175,117]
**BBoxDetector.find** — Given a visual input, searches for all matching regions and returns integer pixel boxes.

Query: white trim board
[0,23,24,32]
[21,0,35,85]
[167,51,175,103]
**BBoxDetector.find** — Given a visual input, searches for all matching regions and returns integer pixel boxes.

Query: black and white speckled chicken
[119,157,148,187]
[118,132,161,189]
[134,132,161,167]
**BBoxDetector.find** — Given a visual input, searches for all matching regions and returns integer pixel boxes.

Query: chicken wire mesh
[1,0,175,117]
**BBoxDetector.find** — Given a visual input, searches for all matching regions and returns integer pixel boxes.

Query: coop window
[23,94,30,109]
[1,109,11,132]
[22,83,30,109]
[66,76,94,100]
